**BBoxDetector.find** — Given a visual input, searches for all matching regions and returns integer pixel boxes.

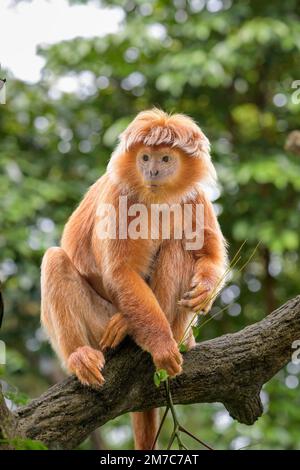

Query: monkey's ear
[192,134,217,185]
[184,125,217,185]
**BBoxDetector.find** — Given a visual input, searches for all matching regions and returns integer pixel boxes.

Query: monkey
[41,108,227,450]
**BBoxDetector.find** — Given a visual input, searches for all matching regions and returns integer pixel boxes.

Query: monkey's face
[136,146,180,190]
[124,144,206,202]
[108,110,216,202]
[110,144,206,202]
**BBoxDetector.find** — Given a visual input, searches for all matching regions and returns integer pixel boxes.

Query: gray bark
[1,295,299,449]
[0,383,17,449]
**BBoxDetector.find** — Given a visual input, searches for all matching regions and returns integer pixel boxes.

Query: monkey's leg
[149,241,193,322]
[100,241,195,449]
[101,240,196,351]
[41,247,117,387]
[131,241,196,450]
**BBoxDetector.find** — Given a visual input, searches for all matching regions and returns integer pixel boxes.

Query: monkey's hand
[100,313,129,351]
[67,346,105,388]
[100,314,182,377]
[152,339,183,377]
[178,276,217,314]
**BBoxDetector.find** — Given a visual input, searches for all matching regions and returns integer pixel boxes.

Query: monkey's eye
[162,155,170,162]
[142,154,149,162]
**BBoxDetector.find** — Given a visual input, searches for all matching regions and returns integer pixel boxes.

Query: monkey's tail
[131,409,159,450]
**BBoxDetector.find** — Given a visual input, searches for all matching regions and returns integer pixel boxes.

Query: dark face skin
[136,146,180,188]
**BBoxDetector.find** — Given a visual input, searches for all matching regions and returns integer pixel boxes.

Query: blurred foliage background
[1,0,300,450]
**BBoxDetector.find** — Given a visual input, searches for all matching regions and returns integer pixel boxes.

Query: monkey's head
[108,108,216,202]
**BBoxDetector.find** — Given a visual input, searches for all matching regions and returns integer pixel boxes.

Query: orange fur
[132,410,160,450]
[40,109,227,449]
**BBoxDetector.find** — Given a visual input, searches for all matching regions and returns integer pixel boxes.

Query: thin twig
[179,240,248,345]
[162,379,214,451]
[166,426,178,450]
[151,405,169,450]
[179,425,214,450]
[180,240,260,346]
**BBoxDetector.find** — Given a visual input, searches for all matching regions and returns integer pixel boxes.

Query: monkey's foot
[68,346,105,387]
[100,313,128,350]
[178,279,215,313]
[152,341,183,377]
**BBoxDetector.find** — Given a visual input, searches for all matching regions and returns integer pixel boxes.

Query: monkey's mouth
[149,184,160,191]
[145,183,159,190]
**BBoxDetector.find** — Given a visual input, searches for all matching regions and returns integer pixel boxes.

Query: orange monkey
[41,108,227,449]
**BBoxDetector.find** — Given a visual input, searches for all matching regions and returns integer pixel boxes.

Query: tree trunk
[0,295,299,449]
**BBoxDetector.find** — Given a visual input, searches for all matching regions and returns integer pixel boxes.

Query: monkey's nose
[150,169,159,177]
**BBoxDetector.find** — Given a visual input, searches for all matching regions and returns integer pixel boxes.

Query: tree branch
[7,295,300,449]
[0,383,17,449]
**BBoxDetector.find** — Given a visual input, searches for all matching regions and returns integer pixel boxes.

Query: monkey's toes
[68,346,105,387]
[100,313,128,350]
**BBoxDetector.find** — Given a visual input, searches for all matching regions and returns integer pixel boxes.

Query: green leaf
[0,438,48,450]
[5,390,29,406]
[154,371,161,387]
[153,369,169,387]
[179,343,188,353]
[158,369,169,382]
[192,326,201,342]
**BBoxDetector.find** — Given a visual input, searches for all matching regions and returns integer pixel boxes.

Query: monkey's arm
[179,192,227,313]
[105,262,182,376]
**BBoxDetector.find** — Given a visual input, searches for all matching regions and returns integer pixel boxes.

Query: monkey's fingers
[153,348,183,377]
[160,354,182,377]
[178,289,210,309]
[182,283,210,299]
[202,301,213,314]
[68,346,105,388]
[179,295,213,313]
[189,295,214,314]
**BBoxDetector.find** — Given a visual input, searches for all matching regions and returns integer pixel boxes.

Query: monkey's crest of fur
[108,108,216,185]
